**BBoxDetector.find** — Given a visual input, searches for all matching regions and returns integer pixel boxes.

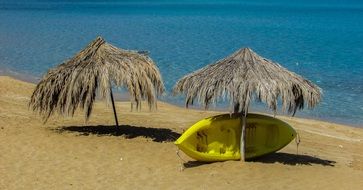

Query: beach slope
[0,76,362,189]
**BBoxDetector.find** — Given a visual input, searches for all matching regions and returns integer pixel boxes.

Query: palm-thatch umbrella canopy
[30,36,165,127]
[173,48,321,161]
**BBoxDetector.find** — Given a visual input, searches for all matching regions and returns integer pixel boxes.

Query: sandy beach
[0,75,362,189]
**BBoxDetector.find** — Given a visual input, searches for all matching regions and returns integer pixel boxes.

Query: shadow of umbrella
[54,125,181,143]
[252,152,336,166]
[182,152,335,169]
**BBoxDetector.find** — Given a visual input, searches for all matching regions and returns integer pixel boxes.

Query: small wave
[0,67,40,83]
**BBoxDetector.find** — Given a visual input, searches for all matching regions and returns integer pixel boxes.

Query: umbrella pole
[240,112,246,162]
[109,87,119,128]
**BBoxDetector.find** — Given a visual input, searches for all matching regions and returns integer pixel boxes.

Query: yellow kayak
[175,113,296,162]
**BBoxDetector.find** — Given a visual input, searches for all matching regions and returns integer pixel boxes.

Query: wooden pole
[109,87,119,128]
[234,103,246,162]
[240,112,246,162]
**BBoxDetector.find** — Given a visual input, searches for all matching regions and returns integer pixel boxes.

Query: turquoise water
[0,0,362,126]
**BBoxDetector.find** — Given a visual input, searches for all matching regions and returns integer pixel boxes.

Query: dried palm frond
[30,36,165,122]
[173,48,321,115]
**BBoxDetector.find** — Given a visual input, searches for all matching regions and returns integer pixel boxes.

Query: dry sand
[0,76,362,190]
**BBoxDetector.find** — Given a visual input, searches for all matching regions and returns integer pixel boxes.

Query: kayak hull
[175,113,296,162]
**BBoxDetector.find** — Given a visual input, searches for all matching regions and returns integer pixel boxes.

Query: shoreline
[0,67,41,84]
[166,101,363,129]
[1,69,362,128]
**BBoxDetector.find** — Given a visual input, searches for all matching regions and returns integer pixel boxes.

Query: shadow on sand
[253,152,336,166]
[182,152,336,168]
[55,125,181,143]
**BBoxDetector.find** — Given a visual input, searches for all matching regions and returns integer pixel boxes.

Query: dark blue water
[0,0,362,126]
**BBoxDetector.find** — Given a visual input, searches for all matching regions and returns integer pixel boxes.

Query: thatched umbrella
[173,48,321,161]
[30,36,165,127]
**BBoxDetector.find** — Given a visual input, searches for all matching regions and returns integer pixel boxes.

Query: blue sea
[0,0,362,126]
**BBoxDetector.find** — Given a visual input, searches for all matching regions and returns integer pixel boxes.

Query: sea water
[0,0,362,126]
